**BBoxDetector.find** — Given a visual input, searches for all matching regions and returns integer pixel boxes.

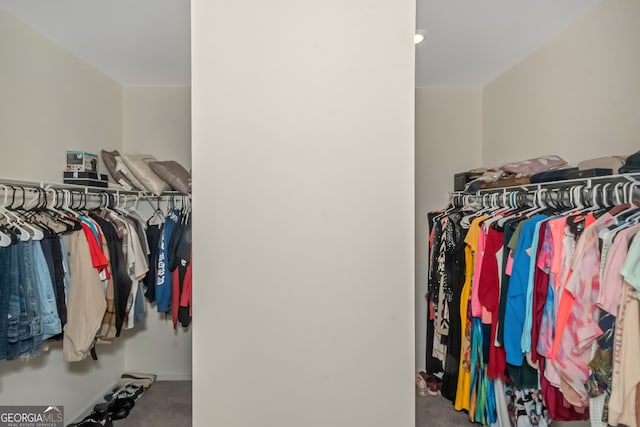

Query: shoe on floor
[416,372,428,397]
[66,412,112,427]
[119,372,156,390]
[418,372,442,396]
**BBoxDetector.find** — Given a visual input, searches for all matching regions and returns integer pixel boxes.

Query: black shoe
[66,412,112,427]
[93,396,135,421]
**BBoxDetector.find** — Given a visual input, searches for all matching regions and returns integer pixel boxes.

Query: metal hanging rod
[0,175,189,199]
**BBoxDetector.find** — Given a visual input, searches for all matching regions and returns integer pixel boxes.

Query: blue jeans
[134,283,145,325]
[59,237,71,307]
[17,242,43,358]
[6,244,22,360]
[0,246,11,360]
[34,241,62,340]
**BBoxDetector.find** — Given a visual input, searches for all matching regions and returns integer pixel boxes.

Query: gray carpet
[416,392,590,427]
[416,393,474,426]
[114,380,191,427]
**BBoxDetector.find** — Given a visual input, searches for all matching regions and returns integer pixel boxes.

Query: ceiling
[416,0,604,87]
[0,0,190,86]
[0,0,604,87]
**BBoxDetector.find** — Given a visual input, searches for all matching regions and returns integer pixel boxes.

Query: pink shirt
[554,213,614,407]
[599,223,640,315]
[471,222,488,319]
[535,224,553,358]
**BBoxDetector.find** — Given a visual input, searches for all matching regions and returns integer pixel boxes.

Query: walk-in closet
[415,1,640,426]
[1,0,638,427]
[0,2,192,425]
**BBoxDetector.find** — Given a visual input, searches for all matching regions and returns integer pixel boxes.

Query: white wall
[123,86,192,169]
[0,8,124,423]
[0,8,122,183]
[483,0,640,166]
[192,1,415,426]
[414,88,482,371]
[121,86,192,380]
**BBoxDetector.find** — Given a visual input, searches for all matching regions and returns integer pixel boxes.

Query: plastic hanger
[528,188,549,217]
[147,196,165,226]
[619,182,640,223]
[10,186,45,241]
[611,182,639,220]
[61,189,81,217]
[26,188,56,237]
[45,188,76,229]
[559,184,586,216]
[516,188,547,218]
[125,194,144,218]
[0,186,14,247]
[0,185,31,242]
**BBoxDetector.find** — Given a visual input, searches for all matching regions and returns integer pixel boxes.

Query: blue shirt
[504,214,547,366]
[156,210,180,313]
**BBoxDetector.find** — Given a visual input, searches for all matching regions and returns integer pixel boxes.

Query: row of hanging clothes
[427,178,640,427]
[0,183,192,365]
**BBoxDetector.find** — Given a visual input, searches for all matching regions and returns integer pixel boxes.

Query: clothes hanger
[6,185,39,241]
[516,188,547,218]
[42,187,75,230]
[60,189,81,217]
[11,186,45,241]
[529,188,549,217]
[558,184,585,216]
[76,192,90,216]
[126,194,144,218]
[147,196,165,226]
[566,183,604,236]
[495,190,527,226]
[459,193,487,227]
[610,182,639,220]
[582,183,602,213]
[27,188,56,237]
[181,195,192,225]
[617,182,640,223]
[0,185,31,242]
[0,185,15,247]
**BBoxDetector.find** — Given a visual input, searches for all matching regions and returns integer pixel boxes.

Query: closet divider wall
[426,173,640,427]
[0,178,192,366]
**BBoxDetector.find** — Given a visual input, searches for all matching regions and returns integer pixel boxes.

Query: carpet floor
[415,393,474,427]
[111,380,191,427]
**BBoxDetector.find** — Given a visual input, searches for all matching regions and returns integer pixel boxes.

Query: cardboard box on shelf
[63,171,108,188]
[66,151,99,173]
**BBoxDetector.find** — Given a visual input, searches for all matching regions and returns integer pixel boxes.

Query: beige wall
[414,88,482,370]
[0,9,122,183]
[483,0,640,166]
[122,86,192,169]
[0,8,124,423]
[192,1,415,426]
[122,86,192,380]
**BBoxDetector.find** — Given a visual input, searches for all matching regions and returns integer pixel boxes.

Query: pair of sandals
[67,384,143,427]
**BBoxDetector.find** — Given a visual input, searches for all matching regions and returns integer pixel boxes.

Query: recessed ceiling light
[414,30,426,45]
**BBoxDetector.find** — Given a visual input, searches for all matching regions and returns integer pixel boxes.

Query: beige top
[62,230,107,362]
[608,281,639,426]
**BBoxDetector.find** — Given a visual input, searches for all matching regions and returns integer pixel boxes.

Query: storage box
[566,168,613,179]
[454,172,473,191]
[454,171,486,191]
[63,171,108,188]
[479,177,531,189]
[66,151,99,173]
